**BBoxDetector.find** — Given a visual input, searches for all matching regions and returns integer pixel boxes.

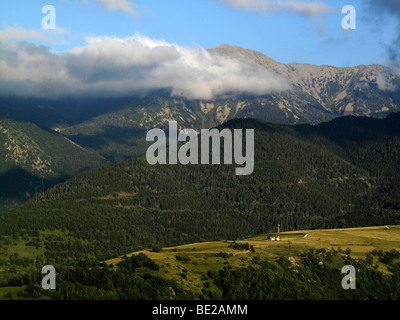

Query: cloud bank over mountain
[0,34,290,100]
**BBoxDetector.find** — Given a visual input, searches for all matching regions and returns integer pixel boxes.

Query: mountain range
[55,45,400,161]
[0,44,399,210]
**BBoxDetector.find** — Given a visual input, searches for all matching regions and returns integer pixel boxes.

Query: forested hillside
[0,118,108,211]
[0,114,400,267]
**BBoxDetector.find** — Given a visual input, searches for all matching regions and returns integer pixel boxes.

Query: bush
[228,242,255,252]
[215,252,233,258]
[151,245,163,253]
[176,255,191,262]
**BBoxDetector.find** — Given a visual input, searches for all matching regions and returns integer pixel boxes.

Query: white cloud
[0,33,291,100]
[0,26,69,48]
[0,27,48,43]
[91,0,138,16]
[216,0,335,16]
[376,73,396,91]
[281,1,334,17]
[217,0,271,13]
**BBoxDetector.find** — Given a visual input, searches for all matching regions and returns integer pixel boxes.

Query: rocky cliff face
[207,44,399,123]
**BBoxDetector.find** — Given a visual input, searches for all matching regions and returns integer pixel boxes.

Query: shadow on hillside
[0,167,67,212]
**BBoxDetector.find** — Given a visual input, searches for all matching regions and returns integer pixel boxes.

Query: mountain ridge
[0,117,108,211]
[0,45,399,209]
[46,44,399,162]
[208,44,399,115]
[1,113,399,261]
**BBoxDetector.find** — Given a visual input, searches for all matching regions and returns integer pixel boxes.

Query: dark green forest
[1,113,400,298]
[1,114,400,259]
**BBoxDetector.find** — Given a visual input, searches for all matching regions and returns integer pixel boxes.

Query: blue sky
[0,0,399,100]
[0,0,398,67]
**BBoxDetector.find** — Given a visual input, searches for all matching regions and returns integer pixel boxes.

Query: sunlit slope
[0,118,108,211]
[105,225,400,296]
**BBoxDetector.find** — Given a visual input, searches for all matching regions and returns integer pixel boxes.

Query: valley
[2,0,400,304]
[1,45,399,212]
[0,115,399,299]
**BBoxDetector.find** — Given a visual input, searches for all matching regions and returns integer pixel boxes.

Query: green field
[105,225,400,296]
[0,230,71,285]
[1,225,399,300]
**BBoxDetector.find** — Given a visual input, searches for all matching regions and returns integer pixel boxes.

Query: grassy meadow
[105,225,400,296]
